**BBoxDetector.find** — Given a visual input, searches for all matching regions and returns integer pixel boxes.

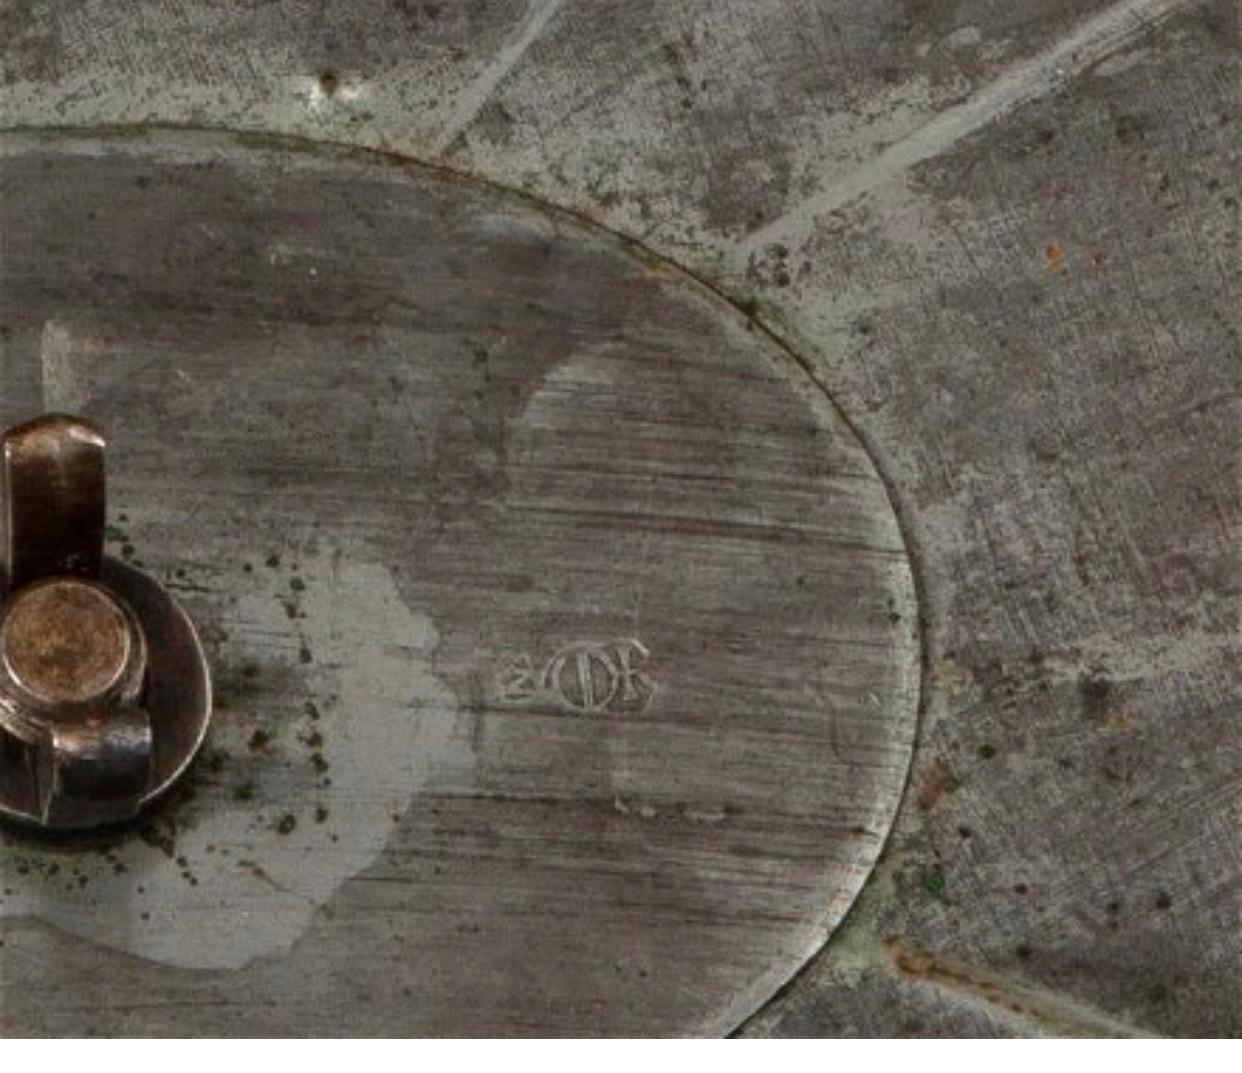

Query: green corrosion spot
[921,864,949,902]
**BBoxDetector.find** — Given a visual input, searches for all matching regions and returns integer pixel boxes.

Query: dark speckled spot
[1079,672,1112,721]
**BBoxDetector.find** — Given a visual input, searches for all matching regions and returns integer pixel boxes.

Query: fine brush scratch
[732,0,1197,264]
[431,0,568,154]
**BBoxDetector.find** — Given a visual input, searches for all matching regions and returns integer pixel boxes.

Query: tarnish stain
[917,757,962,812]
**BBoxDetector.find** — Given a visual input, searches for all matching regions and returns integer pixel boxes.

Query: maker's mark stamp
[495,639,655,715]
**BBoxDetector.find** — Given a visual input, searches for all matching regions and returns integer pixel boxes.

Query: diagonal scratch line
[431,0,567,154]
[734,0,1198,261]
[886,942,1159,1038]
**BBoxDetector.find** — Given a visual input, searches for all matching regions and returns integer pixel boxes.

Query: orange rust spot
[893,948,936,976]
[891,944,980,990]
[1044,243,1065,268]
[885,939,1070,1031]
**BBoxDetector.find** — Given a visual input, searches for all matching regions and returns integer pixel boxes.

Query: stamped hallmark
[495,639,655,714]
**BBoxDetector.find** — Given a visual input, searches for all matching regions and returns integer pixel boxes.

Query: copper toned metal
[0,414,105,591]
[0,415,211,830]
[2,579,139,707]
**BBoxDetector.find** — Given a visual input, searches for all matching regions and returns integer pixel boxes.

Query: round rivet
[1,578,135,706]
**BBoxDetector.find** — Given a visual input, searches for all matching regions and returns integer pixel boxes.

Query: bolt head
[0,578,137,706]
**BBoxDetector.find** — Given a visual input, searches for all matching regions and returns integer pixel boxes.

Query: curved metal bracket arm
[1,413,106,592]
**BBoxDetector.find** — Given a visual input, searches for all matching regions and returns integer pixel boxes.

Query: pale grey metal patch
[0,554,464,969]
